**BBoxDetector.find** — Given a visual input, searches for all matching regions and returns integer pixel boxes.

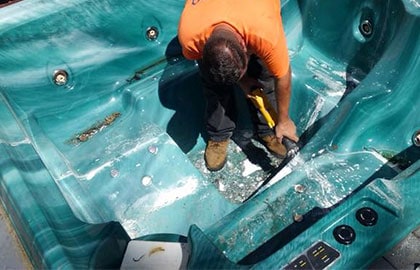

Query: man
[178,0,298,171]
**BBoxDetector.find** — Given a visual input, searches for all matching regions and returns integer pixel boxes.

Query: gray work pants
[198,55,276,142]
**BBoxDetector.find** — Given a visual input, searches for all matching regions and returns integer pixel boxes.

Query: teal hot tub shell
[0,0,419,269]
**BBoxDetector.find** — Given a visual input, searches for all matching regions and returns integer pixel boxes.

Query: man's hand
[275,117,298,143]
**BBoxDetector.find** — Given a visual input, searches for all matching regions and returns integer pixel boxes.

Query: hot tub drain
[359,19,373,37]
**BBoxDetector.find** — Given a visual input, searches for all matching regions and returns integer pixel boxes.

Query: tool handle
[248,89,277,128]
[248,88,299,158]
[282,136,299,158]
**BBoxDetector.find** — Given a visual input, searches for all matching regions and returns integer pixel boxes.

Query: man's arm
[274,67,299,142]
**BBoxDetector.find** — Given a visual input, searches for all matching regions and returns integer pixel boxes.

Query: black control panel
[284,241,340,270]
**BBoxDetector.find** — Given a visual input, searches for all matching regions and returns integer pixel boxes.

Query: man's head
[201,28,247,85]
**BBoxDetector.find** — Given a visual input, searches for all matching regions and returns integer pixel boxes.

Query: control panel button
[356,207,378,226]
[284,255,312,270]
[307,242,340,269]
[284,242,340,270]
[333,225,356,245]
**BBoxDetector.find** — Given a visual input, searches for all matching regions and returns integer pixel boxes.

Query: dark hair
[201,33,247,85]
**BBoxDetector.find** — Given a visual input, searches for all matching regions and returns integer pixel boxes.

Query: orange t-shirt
[178,0,289,78]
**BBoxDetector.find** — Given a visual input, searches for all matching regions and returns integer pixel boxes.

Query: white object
[120,240,190,270]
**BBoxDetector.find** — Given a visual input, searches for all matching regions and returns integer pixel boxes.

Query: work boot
[259,134,286,158]
[204,139,229,171]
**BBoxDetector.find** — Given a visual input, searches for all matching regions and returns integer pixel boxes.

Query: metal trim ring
[53,69,69,86]
[146,26,159,41]
[359,19,373,37]
[413,130,420,147]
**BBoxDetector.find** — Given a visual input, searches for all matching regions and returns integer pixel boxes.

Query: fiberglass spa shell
[0,0,419,268]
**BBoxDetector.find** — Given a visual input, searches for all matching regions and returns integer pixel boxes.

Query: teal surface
[0,0,419,269]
